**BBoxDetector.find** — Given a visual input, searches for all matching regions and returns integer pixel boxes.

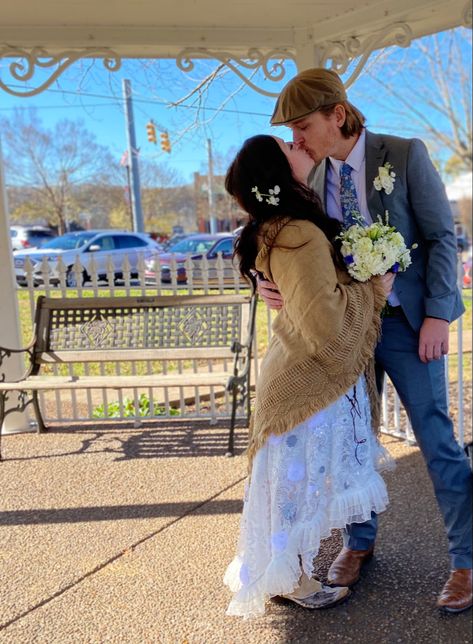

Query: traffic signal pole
[122,79,144,232]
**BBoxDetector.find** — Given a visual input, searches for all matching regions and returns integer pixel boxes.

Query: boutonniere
[373,162,396,195]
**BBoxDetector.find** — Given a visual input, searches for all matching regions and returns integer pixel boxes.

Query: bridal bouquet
[338,211,417,282]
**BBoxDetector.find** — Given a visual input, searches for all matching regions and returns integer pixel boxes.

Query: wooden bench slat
[0,373,232,390]
[38,347,235,363]
[42,293,252,310]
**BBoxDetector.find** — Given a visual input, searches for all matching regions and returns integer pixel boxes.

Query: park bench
[0,292,257,460]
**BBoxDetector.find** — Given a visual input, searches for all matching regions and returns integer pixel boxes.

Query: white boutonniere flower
[373,162,396,195]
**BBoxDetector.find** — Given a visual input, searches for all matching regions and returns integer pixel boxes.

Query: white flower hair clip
[251,185,280,206]
[373,162,396,195]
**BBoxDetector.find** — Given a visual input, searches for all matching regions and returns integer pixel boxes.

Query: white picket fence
[14,252,470,446]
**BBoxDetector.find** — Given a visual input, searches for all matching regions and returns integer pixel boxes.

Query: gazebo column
[0,141,31,434]
[293,32,326,71]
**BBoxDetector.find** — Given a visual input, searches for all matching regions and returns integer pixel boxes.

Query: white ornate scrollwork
[176,47,296,97]
[0,46,121,97]
[175,24,415,95]
[321,23,413,88]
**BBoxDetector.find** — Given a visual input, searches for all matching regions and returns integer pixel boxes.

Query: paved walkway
[0,421,471,644]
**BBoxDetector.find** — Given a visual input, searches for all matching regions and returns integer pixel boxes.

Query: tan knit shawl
[248,217,386,465]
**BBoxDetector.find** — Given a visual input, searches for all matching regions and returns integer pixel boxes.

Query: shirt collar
[329,128,366,174]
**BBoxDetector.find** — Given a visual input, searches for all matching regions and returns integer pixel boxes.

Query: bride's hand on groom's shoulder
[257,276,284,310]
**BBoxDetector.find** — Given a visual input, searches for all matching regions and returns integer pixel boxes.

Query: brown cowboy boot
[327,546,375,587]
[437,569,472,613]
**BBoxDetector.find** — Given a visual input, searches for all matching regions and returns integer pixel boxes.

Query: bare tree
[125,159,194,232]
[1,108,116,233]
[356,28,472,177]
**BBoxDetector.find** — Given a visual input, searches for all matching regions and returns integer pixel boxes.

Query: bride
[223,134,394,619]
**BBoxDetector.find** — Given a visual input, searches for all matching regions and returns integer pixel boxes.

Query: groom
[259,68,472,613]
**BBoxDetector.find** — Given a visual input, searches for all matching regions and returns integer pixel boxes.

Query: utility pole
[207,138,217,234]
[125,162,134,229]
[122,79,144,232]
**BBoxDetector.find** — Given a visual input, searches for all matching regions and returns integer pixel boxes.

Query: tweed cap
[271,68,347,125]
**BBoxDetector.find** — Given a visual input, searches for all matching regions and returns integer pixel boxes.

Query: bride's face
[273,136,315,185]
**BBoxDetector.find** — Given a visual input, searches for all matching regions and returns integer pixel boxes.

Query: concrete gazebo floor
[0,421,472,643]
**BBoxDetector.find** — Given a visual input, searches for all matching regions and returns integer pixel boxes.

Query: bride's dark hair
[225,135,341,289]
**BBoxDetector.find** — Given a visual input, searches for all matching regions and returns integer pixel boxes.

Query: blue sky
[0,58,285,183]
[0,28,471,184]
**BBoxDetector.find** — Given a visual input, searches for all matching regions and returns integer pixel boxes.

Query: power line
[0,102,117,111]
[0,85,272,118]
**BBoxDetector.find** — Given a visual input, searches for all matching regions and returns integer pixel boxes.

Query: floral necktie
[340,162,365,228]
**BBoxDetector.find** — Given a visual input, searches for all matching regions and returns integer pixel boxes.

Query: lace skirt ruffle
[224,473,389,618]
[224,376,394,619]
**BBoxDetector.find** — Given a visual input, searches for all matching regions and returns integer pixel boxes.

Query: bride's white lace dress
[224,376,394,619]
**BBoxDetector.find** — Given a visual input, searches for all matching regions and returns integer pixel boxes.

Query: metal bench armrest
[0,337,36,383]
[228,294,257,386]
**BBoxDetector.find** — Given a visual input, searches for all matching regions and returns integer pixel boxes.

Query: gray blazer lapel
[309,161,327,209]
[365,131,387,219]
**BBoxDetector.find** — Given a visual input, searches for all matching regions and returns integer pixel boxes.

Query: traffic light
[160,131,171,153]
[146,121,157,144]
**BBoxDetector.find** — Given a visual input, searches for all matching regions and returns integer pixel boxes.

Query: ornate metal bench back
[33,294,252,358]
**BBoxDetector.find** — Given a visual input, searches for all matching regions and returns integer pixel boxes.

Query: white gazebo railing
[12,251,470,446]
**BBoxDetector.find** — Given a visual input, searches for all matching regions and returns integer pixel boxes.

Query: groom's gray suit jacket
[310,130,464,332]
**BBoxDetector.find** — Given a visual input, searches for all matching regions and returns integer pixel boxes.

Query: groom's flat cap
[271,68,347,125]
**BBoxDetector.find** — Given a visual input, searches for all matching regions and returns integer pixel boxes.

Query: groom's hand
[418,317,449,363]
[257,277,284,310]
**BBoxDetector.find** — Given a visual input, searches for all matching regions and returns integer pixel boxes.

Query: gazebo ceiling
[1,0,470,52]
[0,0,471,96]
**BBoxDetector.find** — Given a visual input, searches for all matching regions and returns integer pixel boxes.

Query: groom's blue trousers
[344,313,472,569]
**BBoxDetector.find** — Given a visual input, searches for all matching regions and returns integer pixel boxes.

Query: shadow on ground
[3,418,248,462]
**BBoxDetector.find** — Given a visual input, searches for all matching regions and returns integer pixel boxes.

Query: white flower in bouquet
[338,211,417,282]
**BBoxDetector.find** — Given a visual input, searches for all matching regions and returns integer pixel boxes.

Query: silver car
[14,230,161,287]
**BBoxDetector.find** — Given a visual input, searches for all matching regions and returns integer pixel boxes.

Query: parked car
[14,230,161,287]
[145,233,238,284]
[10,225,56,251]
[161,232,193,250]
